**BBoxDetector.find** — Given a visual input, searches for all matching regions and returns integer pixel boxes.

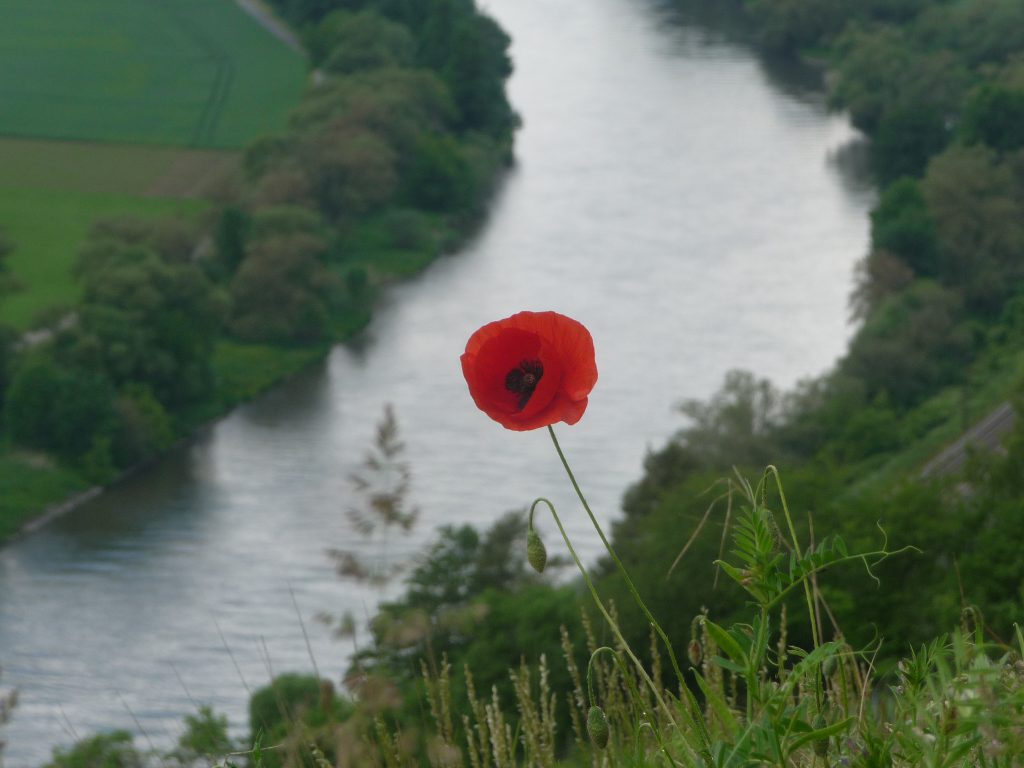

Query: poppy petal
[461,310,597,431]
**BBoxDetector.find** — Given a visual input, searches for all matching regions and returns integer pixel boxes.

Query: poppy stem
[530,498,683,743]
[546,425,708,742]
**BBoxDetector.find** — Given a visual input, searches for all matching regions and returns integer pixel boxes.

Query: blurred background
[0,0,1021,764]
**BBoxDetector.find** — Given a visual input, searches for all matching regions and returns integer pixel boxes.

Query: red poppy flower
[461,311,598,431]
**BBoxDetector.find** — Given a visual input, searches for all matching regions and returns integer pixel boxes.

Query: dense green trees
[2,219,224,477]
[922,144,1024,313]
[4,357,115,462]
[229,229,339,342]
[962,85,1024,152]
[307,11,415,72]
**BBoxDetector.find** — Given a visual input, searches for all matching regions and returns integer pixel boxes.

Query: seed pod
[587,705,609,749]
[813,713,829,757]
[527,528,547,573]
[687,638,702,666]
[821,654,836,679]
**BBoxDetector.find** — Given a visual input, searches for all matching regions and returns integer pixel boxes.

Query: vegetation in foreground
[22,303,1024,766]
[27,437,1024,767]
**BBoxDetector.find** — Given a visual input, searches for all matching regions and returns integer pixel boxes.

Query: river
[0,0,873,763]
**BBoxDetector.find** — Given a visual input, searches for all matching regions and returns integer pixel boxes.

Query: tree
[400,132,474,212]
[71,230,226,407]
[830,25,967,135]
[314,11,415,73]
[675,370,784,469]
[870,104,950,181]
[213,205,251,277]
[443,13,515,134]
[44,731,144,768]
[304,126,398,222]
[229,232,338,342]
[961,84,1024,152]
[922,144,1024,313]
[746,0,852,53]
[841,281,973,406]
[869,177,939,276]
[0,227,21,295]
[4,356,116,462]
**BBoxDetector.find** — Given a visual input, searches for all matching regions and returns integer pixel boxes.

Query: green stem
[545,427,712,754]
[529,499,682,736]
[547,426,688,684]
[765,466,820,650]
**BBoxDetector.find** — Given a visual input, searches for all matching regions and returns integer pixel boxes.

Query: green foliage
[962,84,1024,152]
[441,13,516,134]
[954,405,1024,635]
[214,206,252,278]
[922,144,1024,314]
[44,731,144,768]
[830,25,967,136]
[110,386,175,467]
[307,128,399,222]
[173,706,234,761]
[229,233,340,343]
[312,11,415,73]
[401,134,475,213]
[870,104,951,181]
[870,176,939,277]
[4,356,116,462]
[914,0,1024,69]
[352,512,548,677]
[249,674,327,738]
[69,234,226,408]
[842,281,973,407]
[676,370,784,468]
[248,675,350,768]
[745,0,851,53]
[250,207,325,241]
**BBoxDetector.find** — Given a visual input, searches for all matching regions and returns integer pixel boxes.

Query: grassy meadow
[0,138,232,327]
[0,0,306,148]
[0,0,306,327]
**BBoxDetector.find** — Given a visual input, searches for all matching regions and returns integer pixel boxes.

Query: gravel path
[232,0,304,56]
[920,401,1017,478]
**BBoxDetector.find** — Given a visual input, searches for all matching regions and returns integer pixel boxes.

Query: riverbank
[0,187,515,544]
[0,0,517,547]
[587,0,1024,663]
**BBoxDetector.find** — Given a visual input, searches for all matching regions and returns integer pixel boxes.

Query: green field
[0,186,205,328]
[0,0,307,148]
[0,0,308,326]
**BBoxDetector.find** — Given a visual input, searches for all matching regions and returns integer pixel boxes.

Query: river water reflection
[0,0,873,762]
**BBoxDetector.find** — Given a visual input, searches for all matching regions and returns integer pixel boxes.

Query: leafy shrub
[44,731,143,768]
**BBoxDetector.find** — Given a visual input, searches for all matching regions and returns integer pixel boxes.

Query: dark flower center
[505,359,544,410]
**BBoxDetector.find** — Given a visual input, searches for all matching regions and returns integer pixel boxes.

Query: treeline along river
[0,0,873,762]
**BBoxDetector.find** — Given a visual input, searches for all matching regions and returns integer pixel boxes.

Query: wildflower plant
[455,311,985,766]
[268,310,1024,767]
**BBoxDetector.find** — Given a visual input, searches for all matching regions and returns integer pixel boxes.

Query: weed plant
[224,454,1024,768]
